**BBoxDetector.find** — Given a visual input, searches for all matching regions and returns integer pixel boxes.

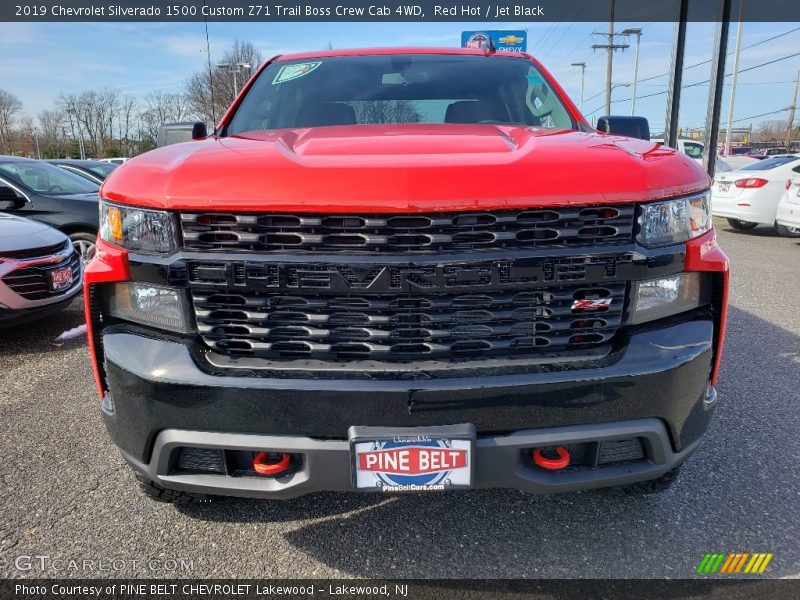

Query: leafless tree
[751,120,785,143]
[0,89,23,154]
[185,40,264,126]
[353,100,421,125]
[138,91,193,150]
[56,88,123,157]
[117,95,138,157]
[38,109,68,158]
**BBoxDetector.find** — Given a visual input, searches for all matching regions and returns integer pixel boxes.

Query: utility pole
[622,28,643,115]
[217,62,252,98]
[592,0,628,116]
[571,62,586,110]
[785,70,799,148]
[702,0,732,177]
[605,0,614,116]
[664,0,689,148]
[30,125,41,159]
[724,1,744,156]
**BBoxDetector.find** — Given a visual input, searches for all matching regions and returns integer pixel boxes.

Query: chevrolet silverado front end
[84,48,728,502]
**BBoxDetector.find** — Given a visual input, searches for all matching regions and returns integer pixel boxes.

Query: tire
[775,224,800,238]
[68,231,97,265]
[726,218,758,231]
[613,465,682,495]
[135,474,214,504]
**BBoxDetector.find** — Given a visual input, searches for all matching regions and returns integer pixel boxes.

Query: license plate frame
[49,265,73,292]
[349,424,476,492]
[718,182,731,193]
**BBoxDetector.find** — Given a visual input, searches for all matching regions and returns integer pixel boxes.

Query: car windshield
[85,163,118,179]
[739,156,799,171]
[683,142,704,159]
[226,54,576,135]
[0,161,99,195]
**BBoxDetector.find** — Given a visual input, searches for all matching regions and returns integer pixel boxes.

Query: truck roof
[275,47,529,62]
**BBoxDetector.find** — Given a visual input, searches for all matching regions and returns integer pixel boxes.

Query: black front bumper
[101,317,717,496]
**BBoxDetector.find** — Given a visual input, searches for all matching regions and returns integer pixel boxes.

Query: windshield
[739,156,799,171]
[85,163,118,179]
[683,142,704,159]
[0,161,98,195]
[226,54,576,135]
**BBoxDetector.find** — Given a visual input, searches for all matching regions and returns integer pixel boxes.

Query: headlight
[629,273,710,325]
[99,200,178,254]
[105,283,192,333]
[637,191,712,247]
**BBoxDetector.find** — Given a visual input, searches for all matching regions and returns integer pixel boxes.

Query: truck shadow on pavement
[176,305,800,578]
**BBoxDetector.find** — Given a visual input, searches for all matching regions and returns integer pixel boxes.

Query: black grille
[0,240,70,260]
[597,438,645,464]
[2,252,81,300]
[176,447,225,474]
[180,206,635,254]
[191,283,625,362]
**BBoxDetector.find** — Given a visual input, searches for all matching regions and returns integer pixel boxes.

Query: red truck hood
[102,124,709,212]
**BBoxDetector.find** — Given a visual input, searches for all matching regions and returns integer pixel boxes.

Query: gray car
[0,213,82,328]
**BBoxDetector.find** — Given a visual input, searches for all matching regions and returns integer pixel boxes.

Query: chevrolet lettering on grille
[188,255,635,293]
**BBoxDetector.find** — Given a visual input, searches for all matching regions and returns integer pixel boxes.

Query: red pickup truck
[84,47,728,503]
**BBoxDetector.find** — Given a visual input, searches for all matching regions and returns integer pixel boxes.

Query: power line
[539,0,592,62]
[530,0,577,56]
[583,50,800,116]
[732,107,789,123]
[637,26,800,84]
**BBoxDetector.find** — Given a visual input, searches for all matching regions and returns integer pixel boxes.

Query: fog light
[630,273,709,325]
[106,282,192,333]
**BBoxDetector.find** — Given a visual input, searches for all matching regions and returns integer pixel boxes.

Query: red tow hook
[532,446,571,470]
[253,451,291,476]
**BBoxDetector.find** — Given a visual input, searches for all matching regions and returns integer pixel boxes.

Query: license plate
[718,182,731,192]
[350,425,475,492]
[49,266,73,291]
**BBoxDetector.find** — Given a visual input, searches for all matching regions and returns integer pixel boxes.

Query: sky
[1,20,798,134]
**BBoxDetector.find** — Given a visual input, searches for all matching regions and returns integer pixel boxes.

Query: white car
[723,155,760,170]
[711,154,800,236]
[776,176,800,232]
[99,157,128,165]
[651,138,732,174]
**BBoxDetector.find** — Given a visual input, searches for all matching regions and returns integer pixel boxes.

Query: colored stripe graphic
[734,553,750,573]
[697,553,714,574]
[697,552,773,574]
[720,553,750,573]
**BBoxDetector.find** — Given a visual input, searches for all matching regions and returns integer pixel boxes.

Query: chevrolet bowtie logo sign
[498,34,525,45]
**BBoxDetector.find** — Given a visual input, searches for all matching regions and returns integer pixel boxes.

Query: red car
[84,48,728,503]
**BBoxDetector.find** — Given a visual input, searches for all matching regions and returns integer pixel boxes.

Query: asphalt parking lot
[1,219,798,580]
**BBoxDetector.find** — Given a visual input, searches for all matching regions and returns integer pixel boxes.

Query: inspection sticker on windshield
[272,62,321,85]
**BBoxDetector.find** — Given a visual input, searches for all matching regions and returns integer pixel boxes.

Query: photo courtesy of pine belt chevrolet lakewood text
[83,47,729,503]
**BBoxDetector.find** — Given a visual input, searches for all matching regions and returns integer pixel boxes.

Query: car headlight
[629,273,710,325]
[637,191,712,247]
[99,200,178,254]
[105,282,192,333]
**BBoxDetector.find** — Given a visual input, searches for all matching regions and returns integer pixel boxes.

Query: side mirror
[191,122,208,140]
[0,186,26,210]
[596,116,651,141]
[157,122,208,147]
